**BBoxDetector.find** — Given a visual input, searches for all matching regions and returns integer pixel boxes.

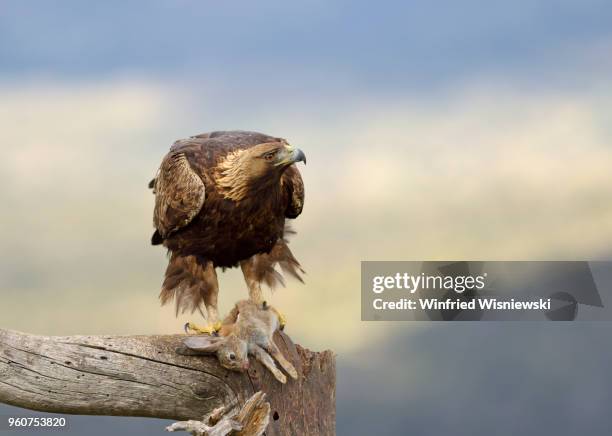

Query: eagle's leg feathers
[203,269,221,332]
[161,255,222,335]
[184,265,222,335]
[240,259,265,304]
[240,237,305,329]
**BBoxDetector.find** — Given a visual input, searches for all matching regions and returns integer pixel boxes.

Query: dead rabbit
[180,300,298,383]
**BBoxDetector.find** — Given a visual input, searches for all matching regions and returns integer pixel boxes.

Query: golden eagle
[149,131,306,332]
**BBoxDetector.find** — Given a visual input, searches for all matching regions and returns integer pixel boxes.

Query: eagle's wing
[283,164,304,218]
[153,152,205,238]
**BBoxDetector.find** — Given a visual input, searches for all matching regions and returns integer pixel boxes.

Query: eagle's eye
[263,151,276,161]
[229,353,236,361]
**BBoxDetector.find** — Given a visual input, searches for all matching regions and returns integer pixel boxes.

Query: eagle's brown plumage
[150,131,305,321]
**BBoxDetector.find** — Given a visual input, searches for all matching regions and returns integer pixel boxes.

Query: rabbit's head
[183,334,249,371]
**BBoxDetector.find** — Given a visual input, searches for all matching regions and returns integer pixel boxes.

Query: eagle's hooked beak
[293,148,307,165]
[276,145,306,167]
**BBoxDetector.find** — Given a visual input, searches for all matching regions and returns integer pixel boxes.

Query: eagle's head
[217,140,306,201]
[249,140,306,177]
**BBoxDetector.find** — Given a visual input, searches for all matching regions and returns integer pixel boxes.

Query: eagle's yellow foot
[261,301,286,330]
[271,308,287,331]
[184,321,222,336]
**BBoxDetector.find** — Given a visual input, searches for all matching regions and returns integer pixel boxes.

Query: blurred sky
[2,1,612,435]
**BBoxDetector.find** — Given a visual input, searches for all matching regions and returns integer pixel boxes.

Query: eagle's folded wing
[283,164,304,218]
[153,152,205,238]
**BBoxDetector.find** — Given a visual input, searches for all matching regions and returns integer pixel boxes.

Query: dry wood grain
[0,329,335,435]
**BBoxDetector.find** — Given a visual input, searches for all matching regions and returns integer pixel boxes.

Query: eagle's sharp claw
[184,321,220,336]
[272,308,287,330]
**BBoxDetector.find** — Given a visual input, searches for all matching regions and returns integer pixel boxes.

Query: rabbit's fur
[182,300,298,383]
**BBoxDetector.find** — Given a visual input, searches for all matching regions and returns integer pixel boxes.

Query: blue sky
[3,0,612,90]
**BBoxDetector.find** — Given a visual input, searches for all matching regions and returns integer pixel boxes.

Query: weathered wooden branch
[0,329,336,435]
[166,391,270,436]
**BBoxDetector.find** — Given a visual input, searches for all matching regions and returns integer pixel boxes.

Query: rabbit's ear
[183,336,224,353]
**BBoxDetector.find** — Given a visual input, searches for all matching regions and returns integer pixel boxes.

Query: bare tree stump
[0,329,336,435]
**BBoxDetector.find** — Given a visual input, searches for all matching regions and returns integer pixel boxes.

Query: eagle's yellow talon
[270,308,287,330]
[184,322,220,335]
